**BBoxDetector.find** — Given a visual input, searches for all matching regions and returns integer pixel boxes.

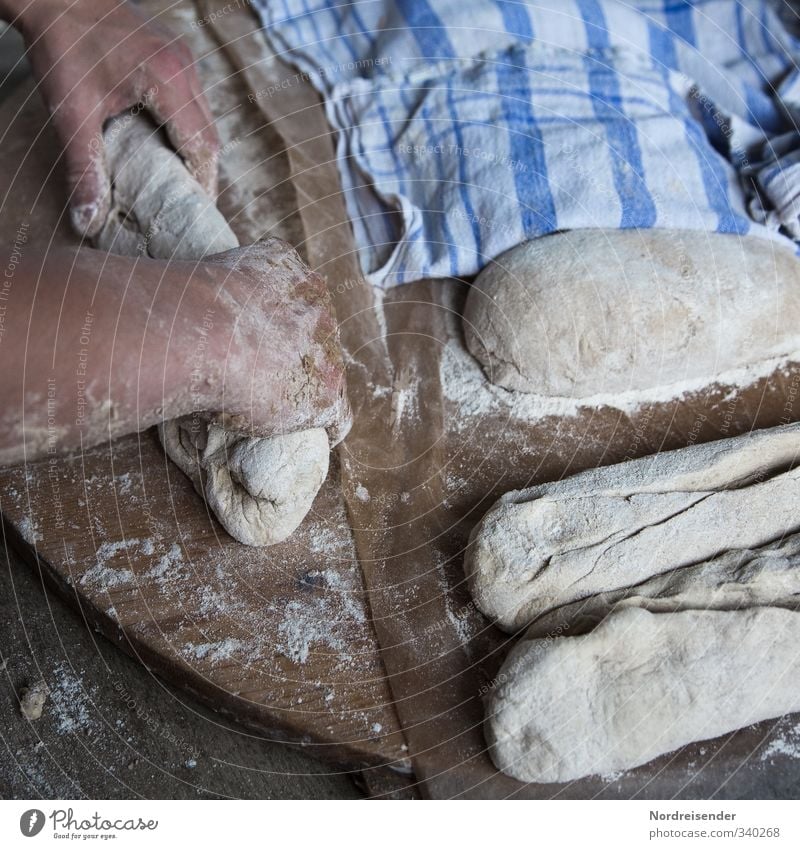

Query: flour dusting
[441,332,794,426]
[49,664,96,736]
[278,569,366,664]
[761,720,800,761]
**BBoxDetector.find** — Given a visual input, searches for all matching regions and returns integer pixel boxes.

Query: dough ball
[160,420,329,547]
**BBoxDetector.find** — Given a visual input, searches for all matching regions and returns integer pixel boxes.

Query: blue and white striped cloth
[253,0,800,286]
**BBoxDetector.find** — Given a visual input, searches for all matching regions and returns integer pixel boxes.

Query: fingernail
[70,202,101,237]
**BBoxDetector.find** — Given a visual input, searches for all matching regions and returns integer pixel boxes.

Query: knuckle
[153,49,187,81]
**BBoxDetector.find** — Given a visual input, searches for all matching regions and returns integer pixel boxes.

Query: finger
[147,65,221,198]
[53,103,111,237]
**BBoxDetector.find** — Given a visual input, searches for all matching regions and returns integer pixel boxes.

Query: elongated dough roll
[487,606,800,783]
[466,421,800,632]
[96,114,330,546]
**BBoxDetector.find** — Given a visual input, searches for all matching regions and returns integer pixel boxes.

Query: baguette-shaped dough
[466,422,800,632]
[527,532,800,639]
[487,606,800,783]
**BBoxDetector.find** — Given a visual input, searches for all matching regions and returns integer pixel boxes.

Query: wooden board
[0,433,408,768]
[6,0,800,798]
[0,8,410,772]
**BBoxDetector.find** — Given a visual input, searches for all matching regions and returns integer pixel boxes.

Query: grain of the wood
[0,545,364,799]
[0,0,410,771]
[5,0,800,797]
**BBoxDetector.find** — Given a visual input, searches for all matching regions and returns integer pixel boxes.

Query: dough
[19,680,49,721]
[96,114,330,546]
[159,420,328,547]
[487,606,800,783]
[527,532,800,639]
[465,421,800,632]
[463,229,800,398]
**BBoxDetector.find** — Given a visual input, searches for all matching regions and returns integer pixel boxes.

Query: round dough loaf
[463,229,800,398]
[159,420,329,546]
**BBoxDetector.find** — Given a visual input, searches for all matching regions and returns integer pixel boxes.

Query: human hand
[7,0,219,236]
[197,239,353,447]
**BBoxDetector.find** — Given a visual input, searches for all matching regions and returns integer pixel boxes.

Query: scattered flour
[306,525,347,557]
[761,720,800,761]
[433,283,795,427]
[440,333,794,426]
[94,538,144,565]
[114,472,134,496]
[48,664,95,736]
[185,638,244,664]
[79,564,135,589]
[278,569,366,664]
[144,543,184,581]
[390,367,421,428]
[79,537,149,588]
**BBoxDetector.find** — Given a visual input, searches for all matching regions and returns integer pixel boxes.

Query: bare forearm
[0,246,222,464]
[0,0,77,32]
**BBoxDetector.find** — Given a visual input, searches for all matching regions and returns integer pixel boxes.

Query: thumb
[58,114,111,238]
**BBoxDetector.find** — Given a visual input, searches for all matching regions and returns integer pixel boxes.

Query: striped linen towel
[252,0,800,286]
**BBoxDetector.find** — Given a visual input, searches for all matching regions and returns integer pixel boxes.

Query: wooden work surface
[4,0,800,798]
[0,4,410,773]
